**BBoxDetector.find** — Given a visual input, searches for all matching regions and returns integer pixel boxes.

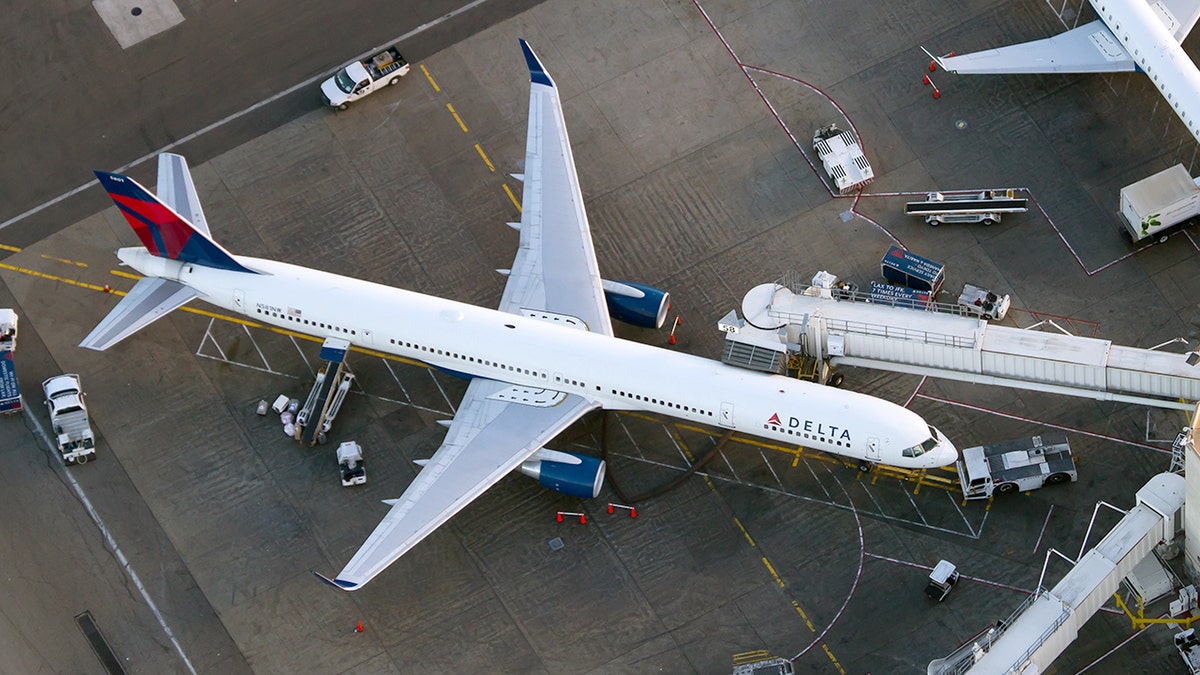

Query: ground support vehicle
[957,433,1075,500]
[43,374,96,465]
[320,46,410,110]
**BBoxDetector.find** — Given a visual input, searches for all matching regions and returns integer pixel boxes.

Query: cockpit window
[902,437,939,458]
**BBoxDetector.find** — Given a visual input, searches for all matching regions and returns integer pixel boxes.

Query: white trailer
[957,433,1075,500]
[1118,163,1200,243]
[42,374,96,465]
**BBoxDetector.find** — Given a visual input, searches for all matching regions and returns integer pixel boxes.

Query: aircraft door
[867,437,881,462]
[233,289,245,311]
[719,402,735,428]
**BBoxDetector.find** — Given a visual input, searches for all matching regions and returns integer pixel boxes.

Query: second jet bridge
[723,273,1200,410]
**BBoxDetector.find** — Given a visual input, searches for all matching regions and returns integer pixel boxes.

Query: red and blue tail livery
[94,170,257,274]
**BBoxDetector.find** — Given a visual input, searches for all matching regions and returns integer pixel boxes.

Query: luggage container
[880,246,945,293]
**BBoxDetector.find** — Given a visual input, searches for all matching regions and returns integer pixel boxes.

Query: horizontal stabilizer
[79,277,199,351]
[932,21,1136,75]
[309,570,357,591]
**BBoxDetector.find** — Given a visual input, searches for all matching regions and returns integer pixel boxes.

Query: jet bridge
[927,472,1185,674]
[296,338,354,446]
[723,273,1200,410]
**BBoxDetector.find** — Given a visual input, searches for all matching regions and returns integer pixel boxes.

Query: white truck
[42,374,96,465]
[813,124,874,194]
[1118,163,1200,243]
[320,46,410,110]
[957,432,1075,500]
[956,283,1010,321]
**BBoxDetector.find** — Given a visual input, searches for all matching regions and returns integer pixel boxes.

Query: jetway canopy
[733,278,1200,409]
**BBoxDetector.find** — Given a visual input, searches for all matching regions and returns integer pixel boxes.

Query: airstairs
[296,338,354,445]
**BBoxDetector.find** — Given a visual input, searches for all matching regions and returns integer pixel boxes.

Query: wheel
[337,102,349,111]
[997,482,1017,494]
[1159,234,1169,243]
[858,461,873,473]
[827,372,845,388]
[389,76,400,86]
[1046,473,1069,485]
[64,456,75,466]
[981,218,995,226]
[927,218,940,227]
[76,454,88,465]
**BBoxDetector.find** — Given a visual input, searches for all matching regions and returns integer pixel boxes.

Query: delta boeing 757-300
[83,40,958,592]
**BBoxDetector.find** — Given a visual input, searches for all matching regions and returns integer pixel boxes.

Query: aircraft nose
[930,429,958,468]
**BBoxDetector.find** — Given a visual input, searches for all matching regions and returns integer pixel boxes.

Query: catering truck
[1118,163,1200,243]
[957,432,1076,500]
[43,374,96,465]
[320,46,410,110]
[0,309,19,414]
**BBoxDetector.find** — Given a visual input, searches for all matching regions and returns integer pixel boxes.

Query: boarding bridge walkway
[927,473,1185,674]
[729,277,1200,410]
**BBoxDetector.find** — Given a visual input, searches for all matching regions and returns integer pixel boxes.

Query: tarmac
[2,0,1200,672]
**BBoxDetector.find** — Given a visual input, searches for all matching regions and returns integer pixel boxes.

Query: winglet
[519,39,555,88]
[920,46,949,73]
[310,570,359,592]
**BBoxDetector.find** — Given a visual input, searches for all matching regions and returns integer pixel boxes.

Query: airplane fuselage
[120,247,956,469]
[1093,0,1200,144]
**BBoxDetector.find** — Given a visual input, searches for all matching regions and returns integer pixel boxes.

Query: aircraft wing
[497,40,614,337]
[79,276,199,351]
[155,153,212,239]
[316,377,597,591]
[1157,0,1200,42]
[932,20,1136,74]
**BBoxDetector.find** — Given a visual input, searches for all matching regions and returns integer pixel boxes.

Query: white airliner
[83,40,958,591]
[928,0,1200,144]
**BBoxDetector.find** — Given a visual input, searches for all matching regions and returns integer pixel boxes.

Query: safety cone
[629,507,638,519]
[355,621,364,633]
[580,513,587,524]
[556,512,563,522]
[668,315,681,346]
[929,59,936,72]
[922,74,929,86]
[607,503,614,514]
[103,284,111,293]
[932,87,940,100]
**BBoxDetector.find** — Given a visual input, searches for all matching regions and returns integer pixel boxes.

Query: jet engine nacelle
[602,280,670,329]
[519,449,606,499]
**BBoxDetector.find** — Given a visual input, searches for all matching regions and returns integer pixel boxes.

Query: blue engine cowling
[519,450,606,499]
[603,280,670,329]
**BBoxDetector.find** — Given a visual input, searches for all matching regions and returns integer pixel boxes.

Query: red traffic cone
[607,503,614,514]
[629,507,638,519]
[932,87,940,100]
[579,513,587,524]
[929,60,936,72]
[355,621,364,633]
[923,74,930,86]
[556,512,563,522]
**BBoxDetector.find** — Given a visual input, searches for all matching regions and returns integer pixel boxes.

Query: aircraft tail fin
[93,169,257,274]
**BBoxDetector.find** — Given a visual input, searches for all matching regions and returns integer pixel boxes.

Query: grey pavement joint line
[0,0,493,232]
[21,398,199,675]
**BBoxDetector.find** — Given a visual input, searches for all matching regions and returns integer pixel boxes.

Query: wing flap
[936,21,1135,74]
[327,377,596,590]
[79,277,199,351]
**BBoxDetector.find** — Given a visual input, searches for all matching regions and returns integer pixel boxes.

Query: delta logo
[766,412,852,441]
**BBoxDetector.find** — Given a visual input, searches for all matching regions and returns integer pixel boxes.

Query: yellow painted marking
[0,262,109,292]
[791,454,800,467]
[474,144,496,172]
[110,269,141,280]
[791,600,816,632]
[446,103,469,132]
[0,243,21,253]
[732,517,756,547]
[503,184,522,212]
[821,644,846,675]
[420,64,440,92]
[41,254,88,268]
[760,557,785,588]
